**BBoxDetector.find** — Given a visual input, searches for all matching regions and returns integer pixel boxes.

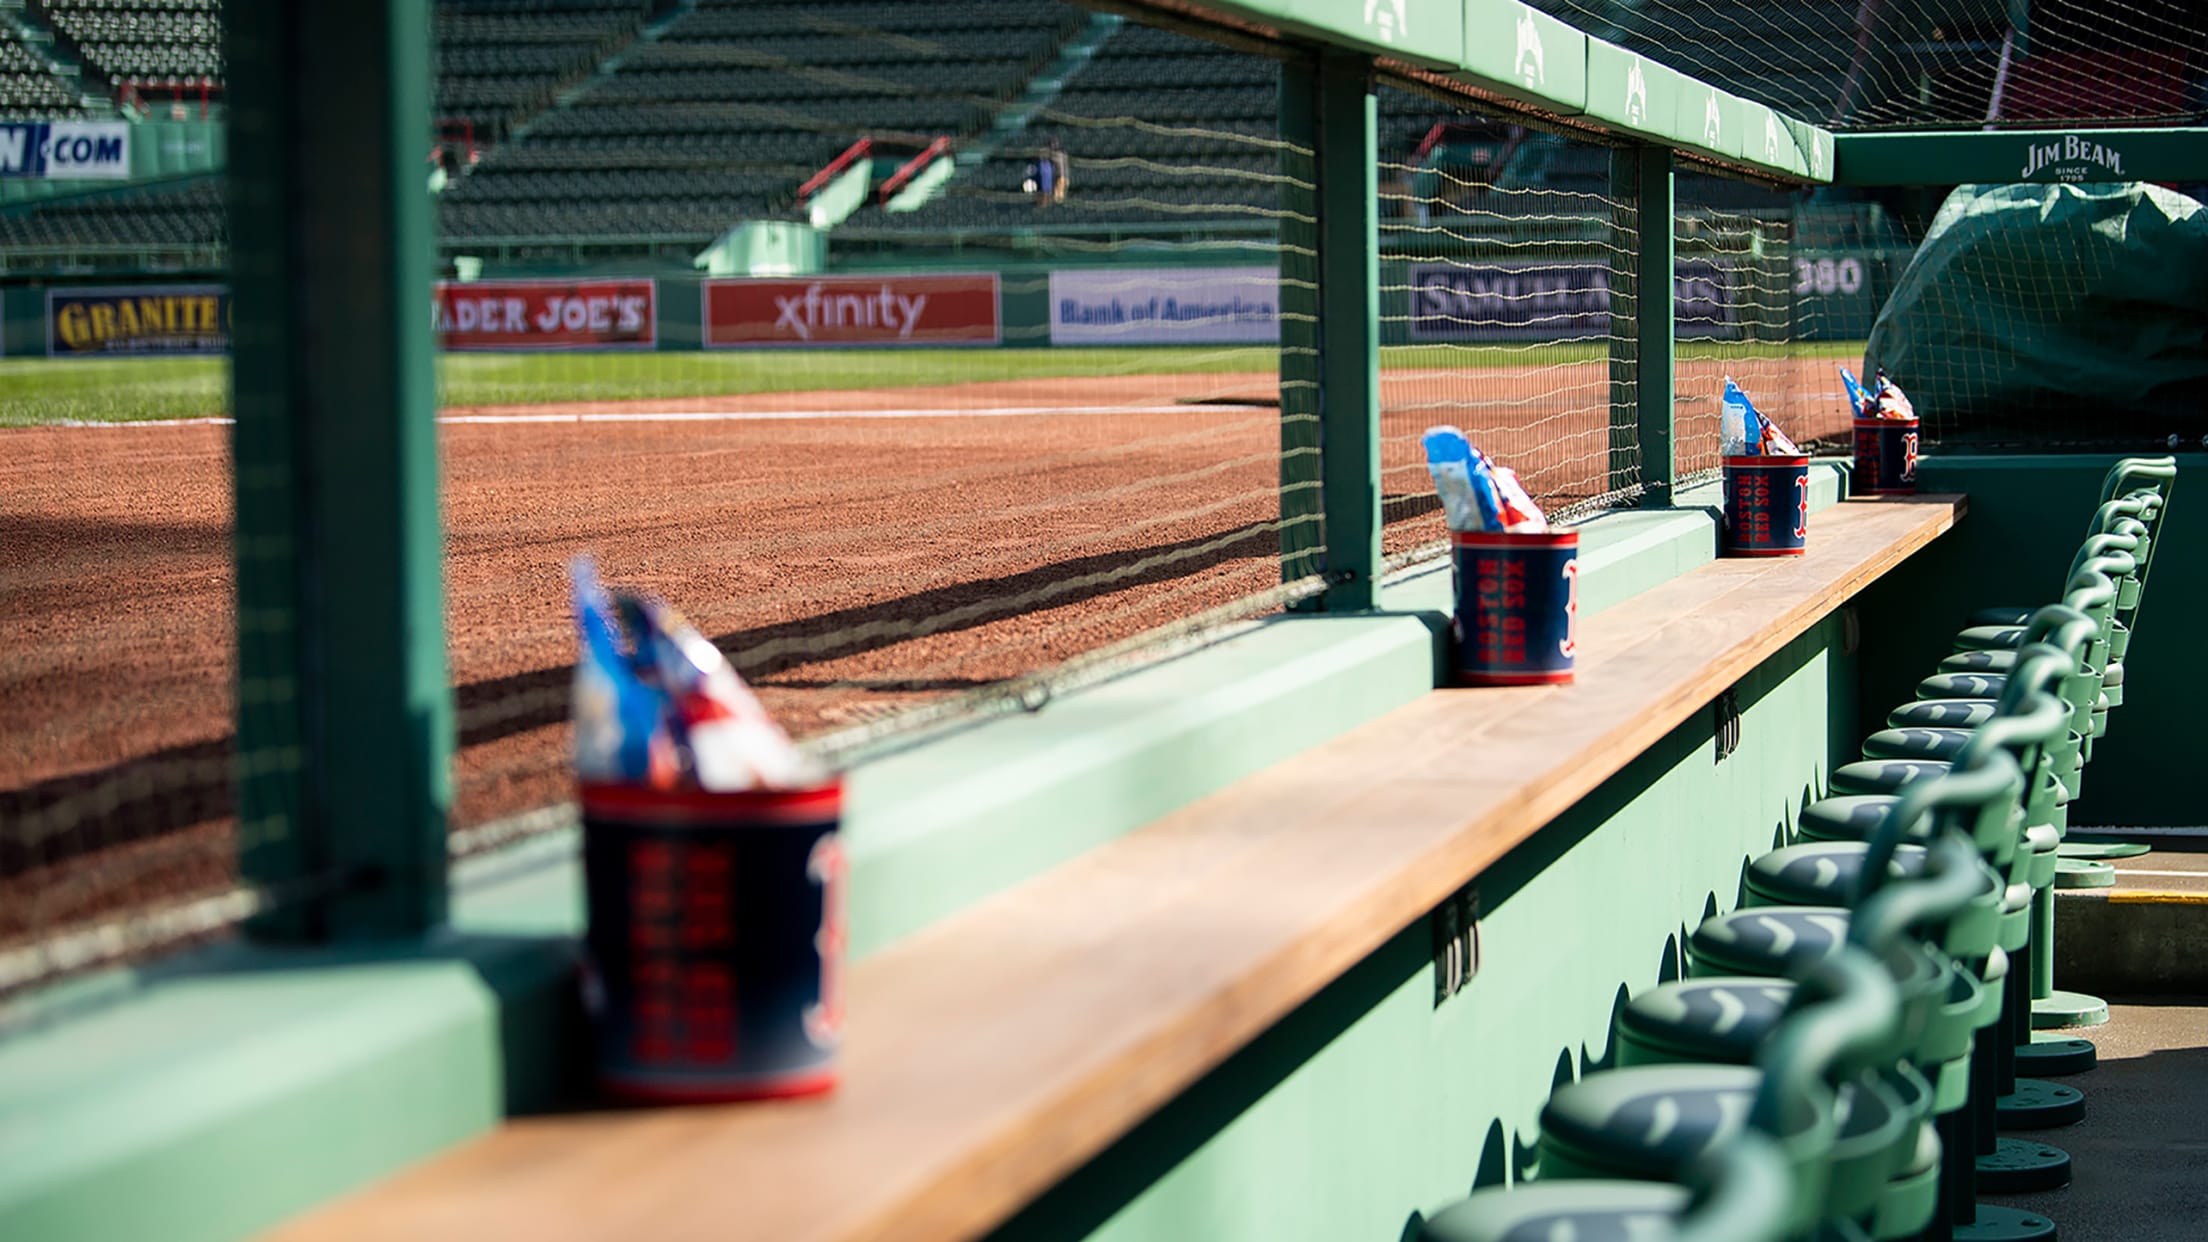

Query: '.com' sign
[0,122,129,180]
[49,285,228,355]
[702,274,999,348]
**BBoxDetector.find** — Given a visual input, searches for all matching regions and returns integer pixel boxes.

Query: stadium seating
[34,0,222,93]
[0,176,223,248]
[438,0,1080,246]
[0,27,88,118]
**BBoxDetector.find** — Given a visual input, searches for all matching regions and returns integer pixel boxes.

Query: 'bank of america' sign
[0,122,130,180]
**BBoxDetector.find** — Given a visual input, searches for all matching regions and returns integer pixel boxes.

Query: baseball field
[1,341,1860,942]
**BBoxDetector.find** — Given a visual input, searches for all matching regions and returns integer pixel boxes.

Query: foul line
[56,404,1272,430]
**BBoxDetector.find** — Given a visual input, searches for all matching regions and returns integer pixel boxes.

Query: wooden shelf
[266,496,1963,1242]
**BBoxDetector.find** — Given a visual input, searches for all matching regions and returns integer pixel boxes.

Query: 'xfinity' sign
[0,122,130,180]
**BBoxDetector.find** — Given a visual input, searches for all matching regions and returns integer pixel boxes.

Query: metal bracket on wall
[1432,885,1481,1005]
[1713,688,1742,763]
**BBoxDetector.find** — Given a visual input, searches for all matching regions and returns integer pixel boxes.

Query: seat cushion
[1917,671,2008,701]
[1952,624,2027,653]
[1421,1181,1691,1242]
[1541,1064,1765,1182]
[1861,727,1972,762]
[1939,648,2015,674]
[1745,840,1928,907]
[1617,977,1796,1065]
[1797,795,1899,843]
[1690,905,1853,977]
[1830,757,1954,797]
[1887,699,1997,730]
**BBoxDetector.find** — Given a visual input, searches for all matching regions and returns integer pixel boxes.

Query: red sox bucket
[1451,529,1579,686]
[581,779,847,1102]
[1722,454,1810,557]
[1853,416,1919,496]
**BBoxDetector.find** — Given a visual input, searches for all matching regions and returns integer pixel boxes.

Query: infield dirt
[1,361,1847,944]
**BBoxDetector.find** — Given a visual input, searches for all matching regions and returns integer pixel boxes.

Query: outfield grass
[0,340,1870,427]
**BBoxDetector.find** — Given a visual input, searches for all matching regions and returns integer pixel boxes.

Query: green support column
[1309,49,1382,611]
[1633,146,1675,507]
[1277,57,1324,593]
[1605,148,1640,498]
[229,0,452,940]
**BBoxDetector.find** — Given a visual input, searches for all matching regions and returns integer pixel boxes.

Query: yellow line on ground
[2108,891,2208,905]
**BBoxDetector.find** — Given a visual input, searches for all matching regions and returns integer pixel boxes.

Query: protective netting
[1672,176,1837,483]
[0,334,244,993]
[1377,98,1642,557]
[1867,181,2208,450]
[432,3,1317,839]
[1527,0,2207,131]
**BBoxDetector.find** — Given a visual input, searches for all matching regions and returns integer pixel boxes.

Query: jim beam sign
[1624,57,1648,127]
[2019,134,2129,183]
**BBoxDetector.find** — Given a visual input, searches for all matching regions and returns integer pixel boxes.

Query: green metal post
[229,0,452,940]
[1605,148,1640,498]
[1309,49,1382,611]
[1277,57,1324,593]
[1633,146,1675,507]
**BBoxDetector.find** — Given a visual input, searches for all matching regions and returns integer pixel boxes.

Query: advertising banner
[434,278,657,351]
[702,274,999,348]
[1405,259,1741,342]
[1047,266,1280,345]
[48,285,228,356]
[0,122,130,179]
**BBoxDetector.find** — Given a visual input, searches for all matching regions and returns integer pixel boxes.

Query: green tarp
[1867,182,2208,446]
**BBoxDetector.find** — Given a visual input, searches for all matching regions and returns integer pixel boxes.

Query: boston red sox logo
[1901,432,1919,483]
[802,832,848,1048]
[1560,557,1580,658]
[1794,473,1809,540]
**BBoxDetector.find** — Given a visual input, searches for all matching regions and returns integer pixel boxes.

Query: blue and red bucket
[581,779,846,1103]
[1853,416,1919,496]
[1722,454,1810,557]
[1451,529,1579,685]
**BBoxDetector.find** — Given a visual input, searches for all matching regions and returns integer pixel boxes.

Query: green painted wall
[1854,453,2207,827]
[987,619,1856,1242]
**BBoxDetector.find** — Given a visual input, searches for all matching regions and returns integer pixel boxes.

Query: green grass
[0,341,1871,427]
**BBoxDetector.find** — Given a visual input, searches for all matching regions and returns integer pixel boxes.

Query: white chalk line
[49,403,1272,430]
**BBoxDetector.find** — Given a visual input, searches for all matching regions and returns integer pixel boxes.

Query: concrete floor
[1983,1000,2208,1241]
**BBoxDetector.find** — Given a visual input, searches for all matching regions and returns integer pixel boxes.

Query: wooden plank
[266,495,1962,1242]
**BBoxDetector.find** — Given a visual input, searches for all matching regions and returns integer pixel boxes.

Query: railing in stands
[875,135,951,204]
[120,77,219,120]
[796,137,872,204]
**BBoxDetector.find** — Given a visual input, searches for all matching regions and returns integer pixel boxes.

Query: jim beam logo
[1514,8,1545,87]
[1764,112,1783,162]
[1809,130,1829,178]
[2019,134,2129,182]
[1702,89,1723,148]
[1364,0,1408,44]
[1624,57,1648,126]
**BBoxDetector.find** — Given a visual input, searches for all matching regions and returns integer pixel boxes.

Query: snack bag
[571,557,822,791]
[1422,425,1486,533]
[1721,377,1764,456]
[1870,368,1916,421]
[1422,426,1548,533]
[572,560,680,786]
[1489,465,1549,532]
[1839,365,1871,418]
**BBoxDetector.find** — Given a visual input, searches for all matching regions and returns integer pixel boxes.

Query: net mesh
[1527,0,2207,131]
[21,0,2122,997]
[1672,178,1831,482]
[434,5,1317,837]
[1377,98,1642,559]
